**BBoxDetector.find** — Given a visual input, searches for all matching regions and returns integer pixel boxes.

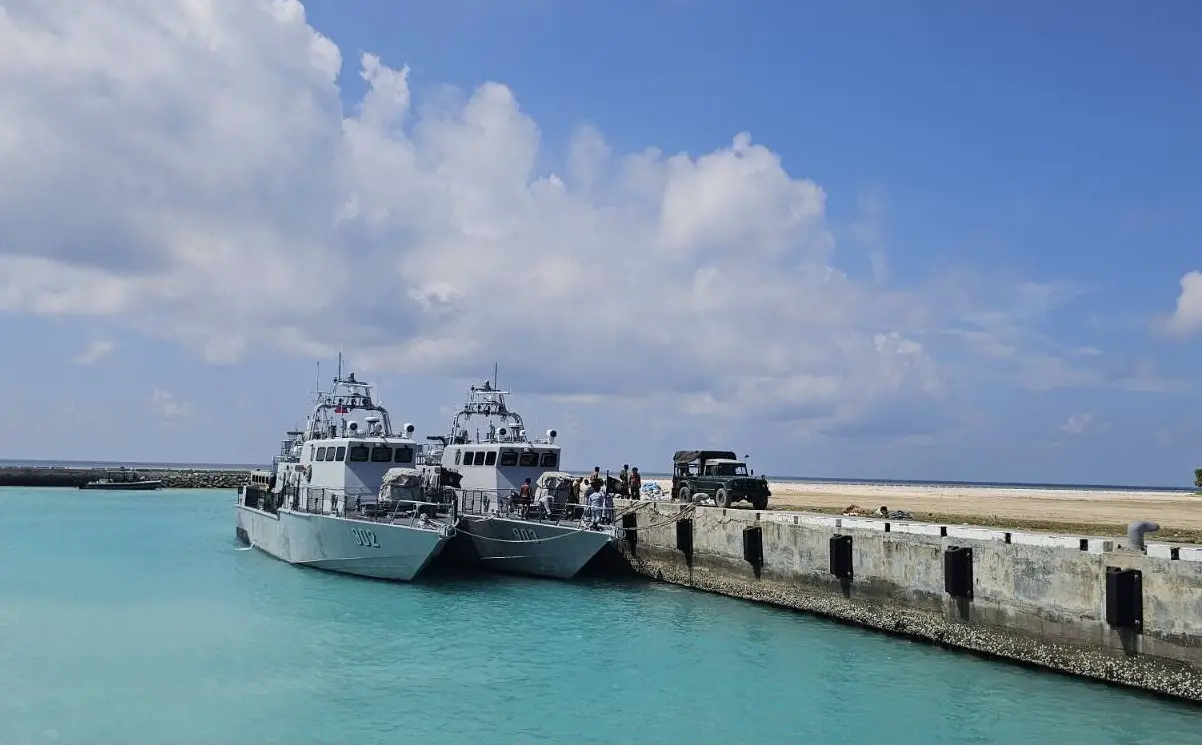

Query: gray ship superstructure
[421,380,616,580]
[235,366,456,582]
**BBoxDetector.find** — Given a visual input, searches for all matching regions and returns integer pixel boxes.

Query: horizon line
[0,458,1193,492]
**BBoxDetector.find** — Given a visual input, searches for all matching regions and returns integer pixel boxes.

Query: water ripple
[0,488,1200,744]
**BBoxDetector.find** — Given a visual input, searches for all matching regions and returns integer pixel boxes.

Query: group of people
[506,463,645,525]
[575,464,644,525]
[578,464,643,499]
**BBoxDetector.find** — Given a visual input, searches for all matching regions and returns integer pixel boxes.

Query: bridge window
[519,451,538,467]
[394,446,413,464]
[485,451,497,466]
[335,446,346,462]
[500,450,518,467]
[349,445,369,462]
[316,446,327,461]
[455,450,463,465]
[371,446,392,463]
[539,452,558,468]
[325,448,337,461]
[473,451,486,466]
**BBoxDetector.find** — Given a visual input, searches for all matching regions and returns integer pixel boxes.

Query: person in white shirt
[586,483,606,525]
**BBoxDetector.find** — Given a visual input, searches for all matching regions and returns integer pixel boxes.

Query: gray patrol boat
[420,380,616,580]
[235,366,457,582]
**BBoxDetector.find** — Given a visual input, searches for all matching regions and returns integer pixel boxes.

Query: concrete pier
[614,499,1202,703]
[0,465,251,489]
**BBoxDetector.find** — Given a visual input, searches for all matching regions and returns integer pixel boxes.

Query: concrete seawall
[0,466,251,489]
[614,499,1202,703]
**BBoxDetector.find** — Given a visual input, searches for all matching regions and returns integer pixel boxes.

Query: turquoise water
[2,488,1201,744]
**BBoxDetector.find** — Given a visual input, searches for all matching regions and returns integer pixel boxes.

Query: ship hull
[235,504,450,582]
[452,515,615,580]
[80,480,163,491]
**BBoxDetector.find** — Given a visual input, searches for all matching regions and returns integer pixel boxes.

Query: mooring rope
[622,502,699,532]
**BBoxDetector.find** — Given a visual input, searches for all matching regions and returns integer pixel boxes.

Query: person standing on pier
[629,467,642,501]
[618,464,630,497]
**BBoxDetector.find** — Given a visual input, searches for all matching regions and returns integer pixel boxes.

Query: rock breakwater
[0,466,251,489]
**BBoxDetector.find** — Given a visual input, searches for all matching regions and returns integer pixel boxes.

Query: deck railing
[240,483,456,527]
[240,481,617,526]
[299,486,457,524]
[450,487,614,525]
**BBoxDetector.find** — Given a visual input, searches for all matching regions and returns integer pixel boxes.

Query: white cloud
[0,0,1121,438]
[150,389,194,421]
[1156,271,1202,337]
[71,339,114,365]
[1059,412,1097,435]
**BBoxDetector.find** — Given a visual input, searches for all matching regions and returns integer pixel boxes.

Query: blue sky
[0,0,1200,486]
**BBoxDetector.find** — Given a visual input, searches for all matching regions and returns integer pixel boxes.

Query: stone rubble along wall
[615,499,1202,703]
[0,466,252,489]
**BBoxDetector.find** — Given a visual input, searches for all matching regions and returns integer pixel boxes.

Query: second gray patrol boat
[420,380,617,580]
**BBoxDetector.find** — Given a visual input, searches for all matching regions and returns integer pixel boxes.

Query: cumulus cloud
[0,0,1102,437]
[1156,271,1202,337]
[1059,413,1097,435]
[71,339,114,365]
[150,389,194,421]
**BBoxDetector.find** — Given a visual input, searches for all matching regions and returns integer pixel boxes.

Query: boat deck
[452,488,616,527]
[240,484,455,526]
[240,483,616,531]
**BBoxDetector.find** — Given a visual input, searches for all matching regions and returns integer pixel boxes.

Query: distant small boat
[79,477,164,491]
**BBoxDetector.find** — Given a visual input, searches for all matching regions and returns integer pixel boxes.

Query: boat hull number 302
[351,528,381,548]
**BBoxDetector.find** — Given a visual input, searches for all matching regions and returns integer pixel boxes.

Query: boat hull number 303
[351,528,381,548]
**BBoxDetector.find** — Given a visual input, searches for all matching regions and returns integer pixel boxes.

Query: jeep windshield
[713,463,748,476]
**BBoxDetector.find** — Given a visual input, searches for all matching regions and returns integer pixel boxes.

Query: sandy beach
[646,479,1202,540]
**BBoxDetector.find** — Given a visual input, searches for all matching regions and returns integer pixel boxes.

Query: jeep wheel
[714,488,731,509]
[751,495,768,511]
[677,485,692,503]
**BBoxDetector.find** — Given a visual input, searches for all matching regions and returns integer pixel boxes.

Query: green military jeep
[671,450,770,510]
